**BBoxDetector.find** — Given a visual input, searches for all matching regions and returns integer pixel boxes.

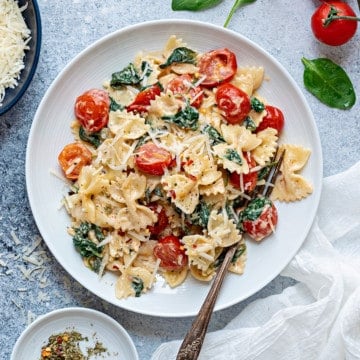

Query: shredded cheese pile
[0,0,31,106]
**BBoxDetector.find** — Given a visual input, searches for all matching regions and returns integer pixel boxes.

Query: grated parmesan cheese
[0,0,31,105]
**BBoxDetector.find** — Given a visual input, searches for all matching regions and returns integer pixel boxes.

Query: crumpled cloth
[152,161,360,360]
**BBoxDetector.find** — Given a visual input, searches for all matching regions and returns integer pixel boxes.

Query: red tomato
[242,197,278,241]
[229,153,258,193]
[147,203,169,236]
[135,142,173,176]
[153,235,188,271]
[58,142,92,180]
[126,83,162,113]
[198,48,237,88]
[74,89,110,133]
[311,2,359,46]
[215,83,251,124]
[167,74,203,108]
[256,105,285,134]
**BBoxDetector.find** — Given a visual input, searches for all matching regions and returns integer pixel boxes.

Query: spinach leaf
[172,0,222,11]
[188,200,210,228]
[224,148,243,165]
[79,126,102,148]
[72,222,104,273]
[224,0,257,28]
[240,197,272,222]
[160,47,198,69]
[131,277,144,297]
[110,97,124,112]
[302,57,356,110]
[243,116,257,132]
[251,97,265,112]
[202,124,225,145]
[162,103,199,130]
[110,63,141,88]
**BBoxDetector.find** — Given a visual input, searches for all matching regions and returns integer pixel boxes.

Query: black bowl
[0,0,42,115]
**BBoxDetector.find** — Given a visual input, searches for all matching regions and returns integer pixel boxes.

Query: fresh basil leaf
[162,103,199,130]
[172,0,222,11]
[159,47,198,69]
[224,0,257,27]
[110,63,141,88]
[302,57,356,110]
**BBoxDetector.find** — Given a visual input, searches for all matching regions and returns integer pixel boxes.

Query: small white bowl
[11,307,139,360]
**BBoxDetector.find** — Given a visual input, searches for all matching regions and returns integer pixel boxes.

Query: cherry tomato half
[153,235,188,271]
[241,197,278,242]
[311,2,359,46]
[135,142,173,176]
[74,89,110,133]
[126,83,162,114]
[167,74,203,108]
[229,153,258,193]
[256,105,285,134]
[58,142,92,180]
[215,83,251,124]
[198,48,237,88]
[147,203,169,237]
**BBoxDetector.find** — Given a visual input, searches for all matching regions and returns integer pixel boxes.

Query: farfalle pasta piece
[271,144,313,202]
[148,91,182,118]
[252,127,278,165]
[231,72,254,96]
[236,66,265,90]
[162,267,188,288]
[221,124,262,152]
[182,234,216,271]
[190,264,215,282]
[108,110,149,139]
[228,243,247,274]
[207,209,242,247]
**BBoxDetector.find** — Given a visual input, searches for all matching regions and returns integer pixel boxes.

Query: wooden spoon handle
[176,244,238,360]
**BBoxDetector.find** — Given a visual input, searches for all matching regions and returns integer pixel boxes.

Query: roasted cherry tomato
[126,83,162,113]
[215,83,251,124]
[256,105,285,134]
[58,142,92,180]
[135,142,173,176]
[241,197,278,242]
[311,2,359,46]
[74,89,110,133]
[153,235,188,271]
[167,74,203,108]
[229,153,258,193]
[147,203,169,237]
[198,48,237,88]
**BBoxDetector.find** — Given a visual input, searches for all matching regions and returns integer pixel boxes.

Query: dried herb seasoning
[40,331,107,360]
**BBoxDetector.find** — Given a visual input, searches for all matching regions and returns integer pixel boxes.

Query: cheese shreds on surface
[0,0,31,105]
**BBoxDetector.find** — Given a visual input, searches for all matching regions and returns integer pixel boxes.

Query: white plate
[11,307,139,360]
[26,19,323,317]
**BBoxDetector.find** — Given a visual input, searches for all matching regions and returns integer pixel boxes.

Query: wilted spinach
[162,103,199,130]
[110,63,141,88]
[131,277,144,297]
[202,124,225,145]
[302,57,356,110]
[159,47,198,69]
[79,126,102,148]
[224,148,243,165]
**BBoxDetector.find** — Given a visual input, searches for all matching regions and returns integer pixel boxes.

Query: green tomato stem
[324,5,360,26]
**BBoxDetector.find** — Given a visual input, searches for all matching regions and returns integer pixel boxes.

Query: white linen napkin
[152,161,360,360]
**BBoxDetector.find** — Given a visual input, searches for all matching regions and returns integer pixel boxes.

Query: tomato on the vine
[256,105,285,134]
[153,235,188,271]
[135,142,173,176]
[75,89,110,133]
[215,83,251,124]
[58,142,92,180]
[167,74,203,108]
[198,48,237,88]
[229,153,258,193]
[311,1,359,46]
[126,83,162,114]
[241,197,278,242]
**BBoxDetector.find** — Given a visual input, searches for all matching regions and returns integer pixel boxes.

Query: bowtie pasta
[58,36,313,299]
